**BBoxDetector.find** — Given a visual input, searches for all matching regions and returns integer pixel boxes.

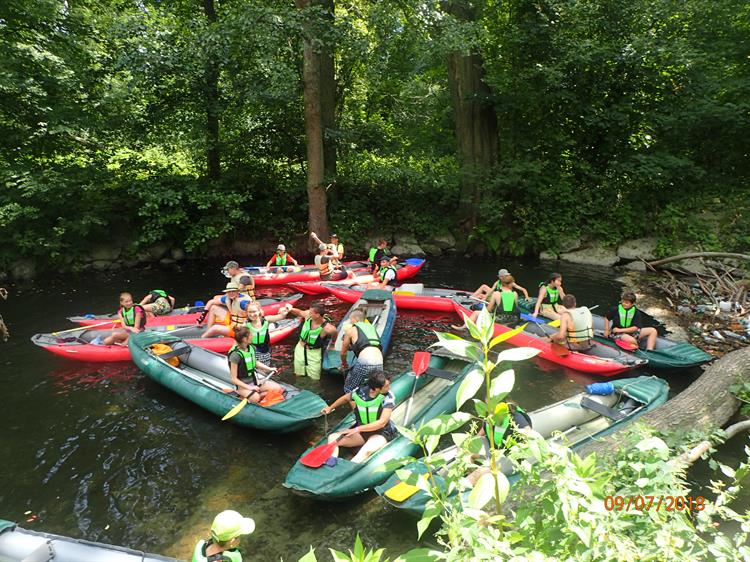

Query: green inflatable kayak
[129,331,326,433]
[322,289,396,375]
[283,355,474,499]
[375,375,669,516]
[518,298,711,370]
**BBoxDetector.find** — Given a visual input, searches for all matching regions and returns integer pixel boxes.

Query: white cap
[277,244,286,251]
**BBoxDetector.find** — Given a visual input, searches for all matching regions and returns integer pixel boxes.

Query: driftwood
[578,347,750,460]
[0,287,7,342]
[647,252,750,268]
[674,420,750,466]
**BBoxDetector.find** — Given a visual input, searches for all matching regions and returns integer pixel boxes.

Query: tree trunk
[297,0,329,243]
[203,0,221,180]
[443,1,498,244]
[317,0,337,186]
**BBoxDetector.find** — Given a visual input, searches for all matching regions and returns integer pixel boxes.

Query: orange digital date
[604,495,705,512]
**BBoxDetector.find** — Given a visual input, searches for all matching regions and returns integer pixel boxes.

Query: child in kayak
[100,292,146,346]
[192,509,255,562]
[320,370,396,463]
[266,244,298,272]
[139,289,175,317]
[471,269,529,302]
[227,326,281,404]
[453,275,521,329]
[368,238,390,272]
[547,294,594,351]
[532,272,566,320]
[199,282,254,338]
[603,291,658,351]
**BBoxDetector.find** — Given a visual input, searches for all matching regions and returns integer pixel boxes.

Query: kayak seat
[397,283,424,294]
[580,396,626,421]
[529,393,619,439]
[171,343,235,386]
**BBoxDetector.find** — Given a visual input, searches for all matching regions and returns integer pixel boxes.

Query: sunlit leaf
[417,412,473,437]
[495,347,540,363]
[490,368,515,401]
[456,366,484,409]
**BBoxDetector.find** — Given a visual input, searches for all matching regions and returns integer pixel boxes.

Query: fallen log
[647,252,750,269]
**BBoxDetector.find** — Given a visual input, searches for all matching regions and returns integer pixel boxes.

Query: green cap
[211,510,255,542]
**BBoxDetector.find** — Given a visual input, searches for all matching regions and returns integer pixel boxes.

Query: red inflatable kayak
[327,283,462,312]
[289,259,427,295]
[236,260,370,286]
[451,298,646,376]
[32,318,301,362]
[69,294,303,329]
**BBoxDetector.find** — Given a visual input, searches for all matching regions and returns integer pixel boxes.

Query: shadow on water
[0,256,728,560]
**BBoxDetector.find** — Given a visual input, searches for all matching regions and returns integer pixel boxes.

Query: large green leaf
[490,368,515,401]
[455,366,484,410]
[416,412,473,437]
[495,347,540,363]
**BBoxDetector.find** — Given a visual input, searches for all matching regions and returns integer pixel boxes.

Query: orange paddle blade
[614,338,638,351]
[300,436,342,468]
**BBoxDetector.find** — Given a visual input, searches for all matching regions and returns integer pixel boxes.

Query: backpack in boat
[150,343,181,367]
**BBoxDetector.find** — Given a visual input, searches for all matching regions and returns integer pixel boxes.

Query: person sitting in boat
[376,255,398,289]
[467,401,533,486]
[548,294,593,351]
[101,292,146,346]
[227,326,282,404]
[193,509,255,562]
[314,243,347,282]
[287,303,338,380]
[244,301,293,366]
[222,261,255,299]
[532,272,566,320]
[266,244,298,272]
[311,231,345,266]
[198,282,254,338]
[320,369,396,463]
[340,309,383,393]
[139,289,176,317]
[452,275,521,330]
[471,269,529,302]
[368,238,390,272]
[604,291,658,351]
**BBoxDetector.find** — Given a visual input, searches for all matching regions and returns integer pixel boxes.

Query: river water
[0,256,745,560]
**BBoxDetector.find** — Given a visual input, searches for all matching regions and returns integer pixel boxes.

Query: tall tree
[442,0,498,241]
[318,0,337,185]
[203,0,221,180]
[296,0,329,240]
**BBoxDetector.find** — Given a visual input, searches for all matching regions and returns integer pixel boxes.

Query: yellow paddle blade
[222,398,248,421]
[166,325,175,331]
[385,474,427,502]
[393,291,415,296]
[548,319,561,328]
[489,322,527,349]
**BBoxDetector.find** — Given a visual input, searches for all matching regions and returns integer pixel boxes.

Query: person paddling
[532,272,566,320]
[604,291,658,351]
[339,309,383,393]
[244,301,292,366]
[139,289,176,318]
[320,370,396,463]
[471,269,529,302]
[287,304,338,380]
[100,292,146,346]
[199,282,254,338]
[266,244,298,272]
[547,294,593,351]
[192,509,255,562]
[453,275,520,329]
[227,326,282,404]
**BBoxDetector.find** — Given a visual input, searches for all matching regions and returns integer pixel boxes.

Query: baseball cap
[211,510,255,542]
[223,282,240,292]
[330,233,338,239]
[498,268,510,277]
[277,244,285,251]
[224,260,240,270]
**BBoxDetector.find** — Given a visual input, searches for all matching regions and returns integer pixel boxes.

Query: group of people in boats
[460,268,658,353]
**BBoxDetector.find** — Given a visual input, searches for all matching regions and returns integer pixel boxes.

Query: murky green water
[0,257,742,560]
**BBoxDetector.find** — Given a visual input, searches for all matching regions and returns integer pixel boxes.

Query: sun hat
[318,243,327,251]
[223,282,240,292]
[277,244,285,251]
[224,260,240,270]
[498,268,510,277]
[210,510,255,542]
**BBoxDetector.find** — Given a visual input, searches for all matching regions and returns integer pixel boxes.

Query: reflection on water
[0,256,718,560]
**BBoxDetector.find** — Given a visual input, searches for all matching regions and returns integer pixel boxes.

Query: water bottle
[586,382,615,395]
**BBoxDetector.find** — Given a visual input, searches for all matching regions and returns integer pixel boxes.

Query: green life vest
[275,253,287,266]
[540,283,560,305]
[351,322,381,356]
[150,289,168,300]
[249,320,270,346]
[120,305,145,328]
[379,266,397,284]
[368,247,378,262]
[618,304,636,328]
[300,317,327,348]
[353,390,386,425]
[228,345,256,382]
[499,290,517,313]
[192,539,243,562]
[486,406,528,448]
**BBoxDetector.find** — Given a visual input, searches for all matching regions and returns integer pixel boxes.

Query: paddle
[53,320,119,335]
[403,351,432,427]
[300,434,347,468]
[221,369,278,421]
[613,338,638,351]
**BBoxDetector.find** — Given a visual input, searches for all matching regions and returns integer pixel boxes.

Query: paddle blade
[222,398,248,421]
[548,319,561,328]
[550,343,571,357]
[300,441,338,468]
[614,338,638,351]
[412,351,431,376]
[385,480,421,502]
